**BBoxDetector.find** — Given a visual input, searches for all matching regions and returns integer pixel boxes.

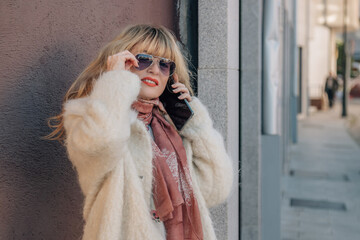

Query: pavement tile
[298,231,335,240]
[281,229,300,239]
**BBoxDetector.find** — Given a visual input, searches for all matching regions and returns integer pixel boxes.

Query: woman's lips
[141,77,159,87]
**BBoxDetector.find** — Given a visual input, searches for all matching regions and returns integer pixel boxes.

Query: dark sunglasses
[135,53,176,76]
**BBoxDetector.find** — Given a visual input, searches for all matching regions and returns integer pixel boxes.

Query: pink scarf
[132,99,203,240]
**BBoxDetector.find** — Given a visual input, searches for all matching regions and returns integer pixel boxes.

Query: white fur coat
[63,70,234,240]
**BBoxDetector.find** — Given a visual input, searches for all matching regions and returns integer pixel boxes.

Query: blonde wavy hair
[46,24,193,142]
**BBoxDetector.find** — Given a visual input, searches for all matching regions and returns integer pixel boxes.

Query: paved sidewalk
[281,101,360,240]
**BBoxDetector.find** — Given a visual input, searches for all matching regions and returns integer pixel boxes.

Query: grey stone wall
[198,0,240,239]
[240,0,263,239]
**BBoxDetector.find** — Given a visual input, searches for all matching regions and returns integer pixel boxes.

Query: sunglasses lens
[159,60,176,76]
[135,54,152,70]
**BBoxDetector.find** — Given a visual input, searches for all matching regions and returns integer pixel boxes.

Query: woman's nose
[147,60,161,74]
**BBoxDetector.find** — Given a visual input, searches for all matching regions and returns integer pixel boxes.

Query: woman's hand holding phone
[106,50,139,71]
[160,73,194,131]
[170,73,192,102]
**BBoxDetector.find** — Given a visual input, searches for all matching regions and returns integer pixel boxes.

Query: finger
[125,58,138,70]
[171,82,185,88]
[178,93,192,102]
[128,56,139,67]
[172,87,189,94]
[120,52,139,67]
[111,51,138,64]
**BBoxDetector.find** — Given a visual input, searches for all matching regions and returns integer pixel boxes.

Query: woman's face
[130,52,171,100]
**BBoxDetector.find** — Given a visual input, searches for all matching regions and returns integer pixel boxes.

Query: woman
[48,24,233,240]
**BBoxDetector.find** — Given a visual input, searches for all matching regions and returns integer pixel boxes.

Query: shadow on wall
[0,43,84,239]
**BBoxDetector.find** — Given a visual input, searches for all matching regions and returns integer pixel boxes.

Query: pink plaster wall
[0,1,177,239]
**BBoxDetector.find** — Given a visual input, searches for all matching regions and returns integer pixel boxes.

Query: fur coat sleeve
[180,98,234,208]
[63,70,140,197]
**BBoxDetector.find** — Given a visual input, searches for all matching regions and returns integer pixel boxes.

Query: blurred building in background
[241,0,297,239]
[242,0,359,239]
[298,0,360,112]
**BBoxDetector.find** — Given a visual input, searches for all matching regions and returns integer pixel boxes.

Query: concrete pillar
[240,0,263,239]
[198,0,239,239]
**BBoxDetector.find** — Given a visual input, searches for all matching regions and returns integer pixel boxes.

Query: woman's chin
[137,94,160,100]
[138,91,162,100]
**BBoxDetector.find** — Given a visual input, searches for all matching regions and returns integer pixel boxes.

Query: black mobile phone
[159,77,194,131]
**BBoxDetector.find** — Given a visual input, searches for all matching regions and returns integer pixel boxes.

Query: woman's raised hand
[106,50,139,71]
[171,73,192,102]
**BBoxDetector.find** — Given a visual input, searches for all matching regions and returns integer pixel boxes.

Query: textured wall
[0,1,176,239]
[198,0,239,239]
[240,0,263,239]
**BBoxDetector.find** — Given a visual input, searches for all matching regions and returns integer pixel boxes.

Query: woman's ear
[172,73,179,83]
[166,76,174,92]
